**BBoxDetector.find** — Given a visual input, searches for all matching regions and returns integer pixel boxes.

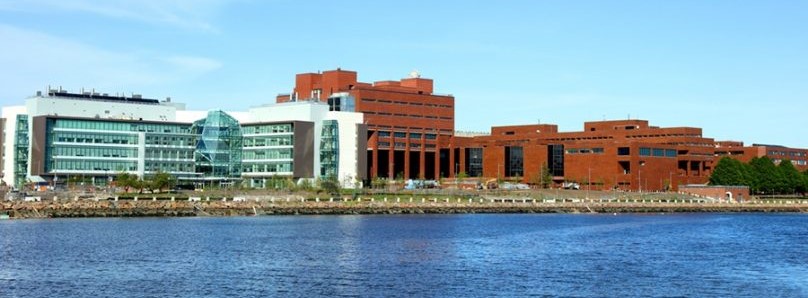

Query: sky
[0,0,806,147]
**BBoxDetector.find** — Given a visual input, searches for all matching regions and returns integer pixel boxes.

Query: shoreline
[2,200,806,219]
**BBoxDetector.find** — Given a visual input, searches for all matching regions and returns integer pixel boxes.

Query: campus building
[2,70,804,192]
[1,88,365,190]
[451,120,717,191]
[276,68,454,180]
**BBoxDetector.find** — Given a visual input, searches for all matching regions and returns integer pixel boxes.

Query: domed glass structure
[192,110,243,183]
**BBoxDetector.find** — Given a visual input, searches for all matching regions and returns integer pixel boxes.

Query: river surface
[1,213,806,297]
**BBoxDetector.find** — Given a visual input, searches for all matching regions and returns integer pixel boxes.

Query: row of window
[52,146,137,158]
[377,131,437,140]
[769,151,807,157]
[145,162,195,173]
[53,119,192,134]
[242,136,293,147]
[362,98,452,108]
[54,132,137,145]
[363,110,452,120]
[144,149,195,160]
[639,147,677,157]
[242,124,293,135]
[51,160,137,172]
[242,162,293,173]
[566,148,605,154]
[242,149,293,160]
[145,135,195,147]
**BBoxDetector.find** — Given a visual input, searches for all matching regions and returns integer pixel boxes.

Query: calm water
[1,214,806,297]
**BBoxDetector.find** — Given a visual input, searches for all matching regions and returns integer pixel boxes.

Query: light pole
[638,161,645,193]
[587,167,591,200]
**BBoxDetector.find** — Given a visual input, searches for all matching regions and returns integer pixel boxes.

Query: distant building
[715,141,808,171]
[1,89,365,190]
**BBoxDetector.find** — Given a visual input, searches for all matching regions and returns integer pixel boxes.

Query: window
[505,146,524,177]
[665,149,677,157]
[394,132,406,138]
[618,147,630,156]
[653,148,665,157]
[466,148,483,177]
[639,148,651,156]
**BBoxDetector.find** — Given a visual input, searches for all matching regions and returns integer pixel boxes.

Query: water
[1,214,806,297]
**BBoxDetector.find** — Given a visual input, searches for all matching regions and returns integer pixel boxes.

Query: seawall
[2,200,806,219]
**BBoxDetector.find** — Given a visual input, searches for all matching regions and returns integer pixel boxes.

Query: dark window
[394,132,406,138]
[618,147,630,156]
[505,146,524,177]
[548,144,564,177]
[466,148,483,177]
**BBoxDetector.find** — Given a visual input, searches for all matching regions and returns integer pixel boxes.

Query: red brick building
[277,69,455,180]
[453,120,716,191]
[276,69,804,192]
[715,141,808,171]
[679,185,750,202]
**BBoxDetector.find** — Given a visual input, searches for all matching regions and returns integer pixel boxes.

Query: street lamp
[587,167,591,200]
[638,161,645,193]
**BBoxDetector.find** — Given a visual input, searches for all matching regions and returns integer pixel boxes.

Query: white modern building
[0,88,366,189]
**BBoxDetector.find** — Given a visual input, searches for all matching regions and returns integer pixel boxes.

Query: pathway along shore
[2,198,807,219]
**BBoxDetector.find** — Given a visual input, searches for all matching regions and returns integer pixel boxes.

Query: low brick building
[679,185,750,202]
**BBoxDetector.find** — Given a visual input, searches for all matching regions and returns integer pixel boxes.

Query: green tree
[150,171,175,193]
[318,175,341,195]
[540,164,552,189]
[115,172,139,193]
[803,170,808,194]
[777,160,803,194]
[709,157,751,186]
[750,157,784,195]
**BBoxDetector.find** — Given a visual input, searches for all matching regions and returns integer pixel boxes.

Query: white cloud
[0,24,221,101]
[0,0,232,31]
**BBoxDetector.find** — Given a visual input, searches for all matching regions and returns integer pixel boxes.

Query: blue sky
[1,0,806,147]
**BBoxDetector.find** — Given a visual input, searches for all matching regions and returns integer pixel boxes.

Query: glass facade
[242,123,295,181]
[320,120,339,177]
[192,111,243,180]
[45,118,196,180]
[22,112,310,189]
[13,115,29,188]
[327,93,355,112]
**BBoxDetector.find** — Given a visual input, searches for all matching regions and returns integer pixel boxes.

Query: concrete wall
[26,96,177,122]
[325,111,364,187]
[1,105,26,187]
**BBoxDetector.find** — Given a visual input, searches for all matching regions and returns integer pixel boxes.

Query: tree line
[709,157,808,195]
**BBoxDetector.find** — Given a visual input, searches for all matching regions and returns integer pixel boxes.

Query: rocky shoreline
[2,200,807,219]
